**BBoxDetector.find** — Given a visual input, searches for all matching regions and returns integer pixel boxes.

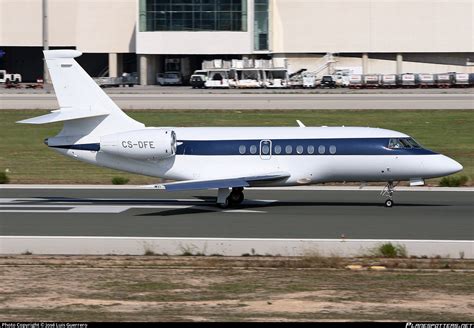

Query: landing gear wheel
[218,197,230,209]
[384,199,394,208]
[381,181,398,208]
[228,189,244,205]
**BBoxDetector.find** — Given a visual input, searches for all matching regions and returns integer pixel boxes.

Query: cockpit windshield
[387,138,422,149]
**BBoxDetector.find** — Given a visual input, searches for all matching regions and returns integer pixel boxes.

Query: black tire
[218,198,230,209]
[229,190,244,205]
[384,199,394,208]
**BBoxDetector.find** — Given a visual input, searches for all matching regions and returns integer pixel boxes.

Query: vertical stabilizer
[19,50,144,139]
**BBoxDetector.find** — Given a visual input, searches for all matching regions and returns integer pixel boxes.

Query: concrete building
[1,0,473,83]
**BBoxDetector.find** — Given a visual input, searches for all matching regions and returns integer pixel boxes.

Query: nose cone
[422,155,463,178]
[438,155,463,176]
[446,157,463,175]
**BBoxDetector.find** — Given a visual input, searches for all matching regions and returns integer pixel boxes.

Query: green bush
[375,243,407,258]
[439,175,469,187]
[111,176,130,185]
[0,172,10,184]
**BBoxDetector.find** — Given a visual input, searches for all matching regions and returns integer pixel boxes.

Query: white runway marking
[0,200,267,214]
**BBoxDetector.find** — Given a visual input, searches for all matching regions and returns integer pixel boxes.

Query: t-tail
[18,50,144,146]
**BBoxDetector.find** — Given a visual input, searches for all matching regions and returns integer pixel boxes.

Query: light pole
[43,0,50,83]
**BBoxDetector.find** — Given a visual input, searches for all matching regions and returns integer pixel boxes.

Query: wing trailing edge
[145,172,291,191]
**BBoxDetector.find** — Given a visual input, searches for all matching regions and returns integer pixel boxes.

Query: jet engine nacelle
[100,129,177,160]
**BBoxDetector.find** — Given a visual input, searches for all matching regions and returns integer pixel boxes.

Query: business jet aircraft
[19,50,463,208]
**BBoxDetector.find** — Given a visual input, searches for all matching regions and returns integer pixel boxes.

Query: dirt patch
[1,255,473,321]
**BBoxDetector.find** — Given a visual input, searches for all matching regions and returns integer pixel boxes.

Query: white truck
[0,70,22,83]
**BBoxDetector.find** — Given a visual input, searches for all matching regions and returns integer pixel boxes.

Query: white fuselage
[52,126,463,186]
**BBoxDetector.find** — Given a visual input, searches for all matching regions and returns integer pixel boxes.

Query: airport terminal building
[1,0,473,83]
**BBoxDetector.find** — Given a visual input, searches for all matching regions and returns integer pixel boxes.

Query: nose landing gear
[381,181,398,207]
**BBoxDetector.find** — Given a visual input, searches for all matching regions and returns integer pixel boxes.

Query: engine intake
[100,129,176,160]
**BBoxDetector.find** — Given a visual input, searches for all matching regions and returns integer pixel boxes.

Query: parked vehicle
[94,72,138,88]
[334,72,350,87]
[435,73,453,88]
[233,69,263,88]
[302,72,317,88]
[156,72,183,86]
[189,70,208,88]
[262,69,289,88]
[381,74,397,88]
[469,73,474,86]
[0,70,22,83]
[349,74,363,88]
[320,75,336,88]
[453,73,469,87]
[190,74,206,88]
[363,74,380,88]
[205,70,233,88]
[416,73,435,87]
[400,73,416,87]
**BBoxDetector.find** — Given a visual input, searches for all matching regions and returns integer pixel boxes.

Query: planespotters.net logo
[406,324,474,328]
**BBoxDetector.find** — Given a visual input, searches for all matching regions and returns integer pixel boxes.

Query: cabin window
[274,145,282,154]
[250,145,257,154]
[307,145,315,154]
[296,145,304,154]
[239,145,246,154]
[318,145,326,154]
[262,144,270,155]
[329,145,337,154]
[285,145,292,154]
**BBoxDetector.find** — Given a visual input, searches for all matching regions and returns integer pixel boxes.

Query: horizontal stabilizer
[17,107,109,125]
[145,172,290,191]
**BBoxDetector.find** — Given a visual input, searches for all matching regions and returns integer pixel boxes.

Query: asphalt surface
[1,92,473,110]
[0,188,472,240]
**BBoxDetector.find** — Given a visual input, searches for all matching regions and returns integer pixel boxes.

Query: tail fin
[18,50,143,138]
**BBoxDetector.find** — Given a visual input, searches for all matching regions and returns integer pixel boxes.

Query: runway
[1,92,473,110]
[1,187,472,240]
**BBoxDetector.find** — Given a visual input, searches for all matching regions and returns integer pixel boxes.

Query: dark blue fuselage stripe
[49,138,437,156]
[176,138,437,156]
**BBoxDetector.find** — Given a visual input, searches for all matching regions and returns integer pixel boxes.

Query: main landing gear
[381,181,398,207]
[217,187,244,208]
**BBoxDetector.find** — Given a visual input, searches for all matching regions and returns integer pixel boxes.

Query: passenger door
[260,140,272,160]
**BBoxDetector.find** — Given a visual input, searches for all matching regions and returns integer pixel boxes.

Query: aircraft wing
[146,172,290,191]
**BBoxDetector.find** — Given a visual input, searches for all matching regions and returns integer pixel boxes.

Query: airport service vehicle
[380,74,397,88]
[0,70,22,83]
[453,73,469,87]
[469,73,474,86]
[349,74,363,88]
[334,72,350,87]
[234,69,263,88]
[400,73,416,87]
[320,75,336,88]
[302,72,317,88]
[363,74,380,88]
[435,73,453,88]
[20,50,464,208]
[262,69,289,88]
[205,70,232,88]
[156,72,183,86]
[416,73,435,87]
